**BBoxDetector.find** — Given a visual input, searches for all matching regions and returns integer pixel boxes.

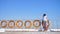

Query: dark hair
[43,13,46,17]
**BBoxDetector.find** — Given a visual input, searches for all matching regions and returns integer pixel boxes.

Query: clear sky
[0,0,60,29]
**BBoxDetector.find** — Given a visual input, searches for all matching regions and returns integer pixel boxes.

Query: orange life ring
[42,20,50,31]
[24,20,32,28]
[46,20,50,28]
[15,20,23,28]
[33,20,41,28]
[8,20,15,28]
[1,20,7,28]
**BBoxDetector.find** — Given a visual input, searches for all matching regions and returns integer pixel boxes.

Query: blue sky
[0,0,60,29]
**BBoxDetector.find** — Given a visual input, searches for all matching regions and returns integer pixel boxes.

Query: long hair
[43,13,46,17]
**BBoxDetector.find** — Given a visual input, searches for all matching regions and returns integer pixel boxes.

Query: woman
[42,14,50,31]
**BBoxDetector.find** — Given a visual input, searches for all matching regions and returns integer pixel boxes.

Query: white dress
[43,16,48,27]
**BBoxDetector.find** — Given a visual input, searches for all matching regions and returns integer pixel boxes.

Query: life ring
[33,20,41,28]
[46,20,50,28]
[24,20,32,28]
[15,20,23,28]
[8,20,15,28]
[1,20,7,28]
[42,20,50,31]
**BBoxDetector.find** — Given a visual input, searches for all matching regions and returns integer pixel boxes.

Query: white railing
[0,29,60,32]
